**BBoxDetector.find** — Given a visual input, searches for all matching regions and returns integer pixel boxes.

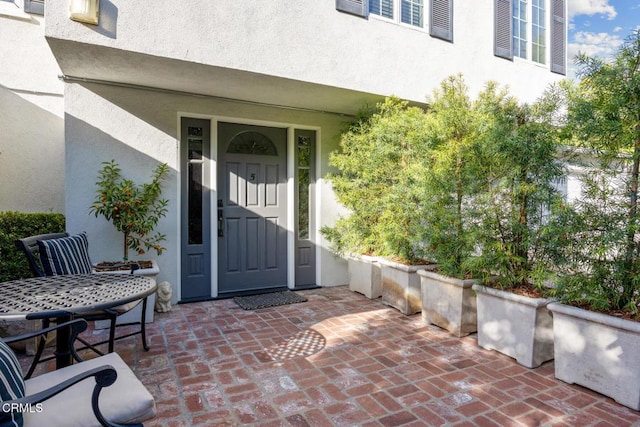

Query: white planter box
[474,284,554,368]
[548,302,640,411]
[94,260,159,328]
[419,270,478,337]
[380,259,436,315]
[347,255,382,299]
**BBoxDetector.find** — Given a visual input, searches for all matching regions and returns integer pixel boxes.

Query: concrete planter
[379,259,437,315]
[548,302,640,411]
[419,270,479,337]
[347,255,382,299]
[95,260,159,328]
[473,284,554,368]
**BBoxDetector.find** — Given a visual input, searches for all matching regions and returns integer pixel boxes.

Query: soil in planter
[94,260,154,271]
[484,280,548,299]
[572,302,640,322]
[386,256,437,266]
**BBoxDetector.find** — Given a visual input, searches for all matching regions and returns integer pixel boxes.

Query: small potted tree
[323,98,436,311]
[90,159,169,264]
[416,75,487,337]
[321,104,387,300]
[469,85,567,368]
[547,31,640,410]
[90,160,169,325]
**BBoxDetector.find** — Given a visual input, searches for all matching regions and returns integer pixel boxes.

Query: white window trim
[369,0,428,32]
[0,0,31,21]
[513,0,550,67]
[531,0,547,64]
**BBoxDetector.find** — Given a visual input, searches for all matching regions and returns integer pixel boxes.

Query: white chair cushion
[23,353,155,427]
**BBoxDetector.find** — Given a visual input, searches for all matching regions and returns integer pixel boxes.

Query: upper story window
[495,0,565,74]
[512,0,546,63]
[370,0,394,20]
[513,0,528,59]
[531,0,546,64]
[338,0,451,41]
[401,0,424,28]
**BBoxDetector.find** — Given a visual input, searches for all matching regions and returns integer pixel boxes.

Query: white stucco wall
[48,0,567,300]
[44,0,563,105]
[64,82,349,302]
[0,4,65,213]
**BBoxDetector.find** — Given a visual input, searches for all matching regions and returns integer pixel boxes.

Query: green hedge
[0,212,65,282]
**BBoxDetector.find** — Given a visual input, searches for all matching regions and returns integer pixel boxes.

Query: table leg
[54,314,73,369]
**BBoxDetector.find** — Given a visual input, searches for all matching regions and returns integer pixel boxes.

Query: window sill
[0,3,32,22]
[513,55,549,71]
[369,13,428,34]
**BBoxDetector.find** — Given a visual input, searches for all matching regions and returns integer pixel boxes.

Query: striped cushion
[0,340,24,426]
[38,232,93,276]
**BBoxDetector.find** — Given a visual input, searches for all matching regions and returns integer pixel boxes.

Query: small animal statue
[155,281,173,313]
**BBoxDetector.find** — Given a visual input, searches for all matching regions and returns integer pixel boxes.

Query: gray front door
[217,122,288,295]
[180,118,212,302]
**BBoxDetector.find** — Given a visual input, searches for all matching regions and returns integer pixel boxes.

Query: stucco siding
[64,82,349,301]
[0,9,64,213]
[44,0,563,105]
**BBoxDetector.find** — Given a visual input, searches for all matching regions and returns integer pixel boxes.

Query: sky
[567,0,640,77]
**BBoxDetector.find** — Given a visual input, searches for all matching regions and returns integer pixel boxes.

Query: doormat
[233,291,308,310]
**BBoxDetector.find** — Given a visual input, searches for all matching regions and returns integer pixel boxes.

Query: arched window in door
[227,131,277,156]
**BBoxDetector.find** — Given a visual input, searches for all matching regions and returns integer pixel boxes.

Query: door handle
[218,199,223,237]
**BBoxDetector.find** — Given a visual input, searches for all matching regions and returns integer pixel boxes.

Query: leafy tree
[469,84,567,289]
[323,97,431,263]
[417,75,485,277]
[550,30,640,311]
[90,160,169,260]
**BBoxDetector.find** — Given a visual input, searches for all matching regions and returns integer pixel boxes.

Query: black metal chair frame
[2,319,144,427]
[14,233,149,364]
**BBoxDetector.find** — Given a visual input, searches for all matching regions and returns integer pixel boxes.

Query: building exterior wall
[64,82,349,301]
[0,2,64,213]
[40,0,566,301]
[44,0,563,104]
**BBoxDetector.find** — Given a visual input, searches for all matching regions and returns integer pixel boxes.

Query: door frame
[177,113,321,300]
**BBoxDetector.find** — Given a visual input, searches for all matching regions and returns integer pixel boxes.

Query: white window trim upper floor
[0,0,43,18]
[336,0,453,42]
[336,0,566,75]
[495,0,566,75]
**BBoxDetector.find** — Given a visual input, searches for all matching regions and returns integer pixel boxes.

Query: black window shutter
[336,0,367,18]
[494,0,513,60]
[550,0,566,75]
[430,0,453,42]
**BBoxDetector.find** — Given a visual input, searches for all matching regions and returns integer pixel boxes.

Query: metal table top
[0,274,157,321]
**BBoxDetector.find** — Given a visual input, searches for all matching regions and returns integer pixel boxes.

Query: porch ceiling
[45,38,402,116]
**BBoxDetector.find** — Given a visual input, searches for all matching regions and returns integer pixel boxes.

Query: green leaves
[324,97,432,263]
[548,30,640,311]
[90,160,169,260]
[0,212,65,281]
[324,75,567,282]
[470,85,567,288]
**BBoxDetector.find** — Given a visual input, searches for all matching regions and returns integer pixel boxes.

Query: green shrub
[323,97,432,263]
[548,30,640,312]
[468,84,567,289]
[0,212,65,281]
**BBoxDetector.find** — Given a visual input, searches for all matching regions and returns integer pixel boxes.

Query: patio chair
[0,318,155,426]
[14,232,150,360]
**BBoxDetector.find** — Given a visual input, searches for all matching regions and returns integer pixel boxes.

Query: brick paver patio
[20,285,640,426]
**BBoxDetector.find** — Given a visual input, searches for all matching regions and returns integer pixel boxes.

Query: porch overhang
[46,38,422,116]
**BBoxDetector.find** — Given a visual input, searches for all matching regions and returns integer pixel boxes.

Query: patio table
[0,274,157,369]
